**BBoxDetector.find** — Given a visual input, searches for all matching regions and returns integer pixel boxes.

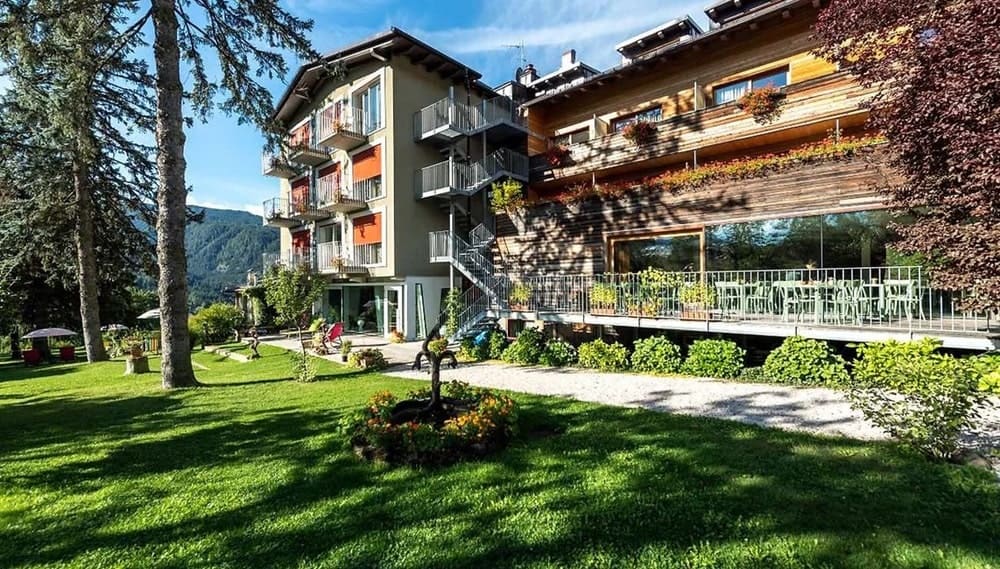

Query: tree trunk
[429,356,442,413]
[152,0,197,388]
[72,155,108,363]
[10,332,21,360]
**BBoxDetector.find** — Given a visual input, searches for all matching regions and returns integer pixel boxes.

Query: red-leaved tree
[814,0,1000,310]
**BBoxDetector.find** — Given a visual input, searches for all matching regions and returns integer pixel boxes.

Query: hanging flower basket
[545,145,571,167]
[738,86,786,125]
[621,121,657,146]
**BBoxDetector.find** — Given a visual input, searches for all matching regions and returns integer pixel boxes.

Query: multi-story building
[469,0,993,350]
[261,29,527,340]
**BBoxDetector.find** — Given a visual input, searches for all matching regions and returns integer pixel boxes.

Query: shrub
[500,327,545,365]
[189,303,245,344]
[539,338,577,367]
[458,338,487,361]
[847,353,988,461]
[487,329,508,360]
[340,340,353,356]
[577,338,629,372]
[763,336,850,386]
[289,351,317,382]
[739,366,766,382]
[681,339,745,378]
[348,348,387,370]
[630,336,682,374]
[852,338,942,391]
[490,179,525,214]
[968,353,1000,395]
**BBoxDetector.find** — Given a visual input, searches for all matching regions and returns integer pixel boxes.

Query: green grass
[1,346,998,568]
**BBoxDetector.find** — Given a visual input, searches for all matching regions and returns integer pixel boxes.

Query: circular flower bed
[341,381,518,466]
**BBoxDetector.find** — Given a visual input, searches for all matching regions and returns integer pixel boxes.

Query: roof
[272,27,494,124]
[705,0,780,24]
[523,0,819,108]
[530,61,601,93]
[614,16,704,60]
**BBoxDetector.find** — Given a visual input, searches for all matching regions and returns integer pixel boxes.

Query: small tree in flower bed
[341,381,518,466]
[621,121,656,146]
[738,86,785,125]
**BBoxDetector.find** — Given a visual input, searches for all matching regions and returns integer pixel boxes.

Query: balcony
[316,241,368,275]
[316,105,367,151]
[353,176,384,202]
[261,152,297,179]
[415,149,529,199]
[287,142,329,167]
[494,266,998,351]
[288,195,327,222]
[316,172,366,213]
[413,96,525,144]
[531,72,875,183]
[262,250,314,272]
[262,197,297,228]
[353,242,384,267]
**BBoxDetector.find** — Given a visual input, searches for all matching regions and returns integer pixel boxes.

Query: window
[355,81,382,134]
[553,128,590,146]
[613,232,703,273]
[712,67,789,106]
[611,107,662,133]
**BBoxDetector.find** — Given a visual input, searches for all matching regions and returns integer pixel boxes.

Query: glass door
[385,286,403,337]
[358,81,381,134]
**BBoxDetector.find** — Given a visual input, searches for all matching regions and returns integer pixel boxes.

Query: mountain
[136,206,279,308]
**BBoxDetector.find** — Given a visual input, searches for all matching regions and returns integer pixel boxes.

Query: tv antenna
[503,41,527,68]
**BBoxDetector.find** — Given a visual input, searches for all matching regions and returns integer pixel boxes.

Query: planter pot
[339,354,349,363]
[590,308,616,316]
[129,345,144,358]
[59,346,76,361]
[509,304,529,312]
[680,303,710,321]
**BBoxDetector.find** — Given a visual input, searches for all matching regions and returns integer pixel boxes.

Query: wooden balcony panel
[532,73,876,183]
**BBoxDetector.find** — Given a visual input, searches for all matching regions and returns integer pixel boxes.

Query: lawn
[1,346,998,568]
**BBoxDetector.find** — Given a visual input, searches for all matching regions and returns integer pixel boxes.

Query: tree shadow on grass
[2,391,999,568]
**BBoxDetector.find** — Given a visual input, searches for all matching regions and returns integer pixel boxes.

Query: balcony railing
[316,105,367,150]
[413,95,524,142]
[416,149,529,198]
[316,173,365,213]
[532,72,875,182]
[261,152,297,178]
[262,197,296,227]
[353,176,384,202]
[262,249,314,271]
[316,241,367,274]
[496,266,996,341]
[353,242,384,267]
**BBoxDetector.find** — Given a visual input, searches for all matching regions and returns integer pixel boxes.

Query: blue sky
[182,0,709,214]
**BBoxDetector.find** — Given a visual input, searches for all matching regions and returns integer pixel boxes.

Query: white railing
[497,266,996,335]
[316,172,348,206]
[414,96,522,140]
[262,196,291,220]
[480,96,522,127]
[317,105,366,140]
[316,241,366,273]
[353,176,383,201]
[353,243,384,267]
[262,249,314,271]
[261,152,293,175]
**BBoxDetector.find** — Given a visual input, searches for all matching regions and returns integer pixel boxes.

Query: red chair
[326,322,344,347]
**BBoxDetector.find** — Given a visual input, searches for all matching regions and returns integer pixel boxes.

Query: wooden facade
[496,152,896,276]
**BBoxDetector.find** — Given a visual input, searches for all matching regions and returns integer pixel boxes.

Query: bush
[189,303,245,344]
[290,351,317,383]
[763,336,849,386]
[968,353,1000,395]
[630,336,682,374]
[577,338,629,372]
[739,366,766,382]
[501,327,544,365]
[348,348,387,370]
[852,338,942,391]
[681,339,745,379]
[538,338,577,367]
[847,353,988,461]
[487,330,508,360]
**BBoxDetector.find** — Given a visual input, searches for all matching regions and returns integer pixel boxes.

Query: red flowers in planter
[621,121,657,146]
[545,145,571,167]
[738,86,786,125]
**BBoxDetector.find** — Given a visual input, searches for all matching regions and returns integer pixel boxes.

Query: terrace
[413,95,526,144]
[495,267,998,350]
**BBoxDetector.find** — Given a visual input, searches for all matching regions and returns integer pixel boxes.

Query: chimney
[518,63,538,85]
[561,49,577,69]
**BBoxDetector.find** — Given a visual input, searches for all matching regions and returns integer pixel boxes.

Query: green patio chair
[745,281,773,317]
[884,279,925,322]
[715,282,744,317]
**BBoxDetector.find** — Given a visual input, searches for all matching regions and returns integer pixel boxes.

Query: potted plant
[737,85,786,125]
[329,255,346,272]
[508,282,532,311]
[56,341,76,362]
[679,282,717,320]
[339,340,352,363]
[389,329,405,344]
[590,281,618,315]
[621,121,656,146]
[636,267,685,317]
[545,144,571,167]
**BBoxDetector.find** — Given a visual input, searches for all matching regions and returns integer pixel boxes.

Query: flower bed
[342,381,518,466]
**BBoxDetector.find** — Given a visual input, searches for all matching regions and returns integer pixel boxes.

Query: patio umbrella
[102,324,129,332]
[137,308,161,320]
[22,327,77,339]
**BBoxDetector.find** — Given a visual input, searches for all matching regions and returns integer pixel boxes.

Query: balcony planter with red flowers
[621,121,656,147]
[545,145,571,167]
[737,86,786,125]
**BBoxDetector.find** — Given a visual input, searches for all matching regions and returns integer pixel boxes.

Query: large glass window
[553,128,590,146]
[613,233,702,273]
[713,66,789,105]
[611,107,663,133]
[357,81,381,134]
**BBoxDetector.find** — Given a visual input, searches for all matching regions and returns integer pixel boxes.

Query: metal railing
[498,266,995,334]
[414,96,523,140]
[262,196,291,220]
[416,149,529,197]
[316,241,366,273]
[262,249,314,271]
[316,172,346,206]
[479,96,523,127]
[353,242,384,267]
[352,176,383,201]
[261,152,294,175]
[317,105,366,140]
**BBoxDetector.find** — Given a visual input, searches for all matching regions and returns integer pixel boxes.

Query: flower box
[680,303,710,321]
